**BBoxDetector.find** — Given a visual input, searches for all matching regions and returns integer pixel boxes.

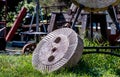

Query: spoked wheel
[22,43,36,54]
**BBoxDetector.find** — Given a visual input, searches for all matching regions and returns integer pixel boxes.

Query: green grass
[0,39,120,77]
[0,54,120,77]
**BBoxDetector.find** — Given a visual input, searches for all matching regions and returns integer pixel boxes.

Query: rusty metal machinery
[72,0,120,12]
[22,43,36,54]
[32,28,84,73]
[70,0,120,39]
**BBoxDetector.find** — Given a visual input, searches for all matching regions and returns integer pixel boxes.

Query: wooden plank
[47,13,57,33]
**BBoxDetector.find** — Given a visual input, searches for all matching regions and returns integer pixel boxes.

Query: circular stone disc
[72,0,120,12]
[32,28,84,73]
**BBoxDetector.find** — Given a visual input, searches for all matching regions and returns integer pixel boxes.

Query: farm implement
[32,0,120,73]
[0,0,120,73]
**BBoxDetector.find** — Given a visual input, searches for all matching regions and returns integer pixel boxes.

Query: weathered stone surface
[72,0,120,12]
[32,28,84,73]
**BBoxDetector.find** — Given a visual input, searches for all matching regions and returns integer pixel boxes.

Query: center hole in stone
[54,37,61,43]
[52,47,57,53]
[48,55,55,62]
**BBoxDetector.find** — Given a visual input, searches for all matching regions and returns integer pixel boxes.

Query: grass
[0,39,120,77]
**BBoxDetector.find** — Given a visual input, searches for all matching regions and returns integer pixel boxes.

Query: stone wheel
[72,0,120,12]
[32,28,84,73]
[22,43,36,54]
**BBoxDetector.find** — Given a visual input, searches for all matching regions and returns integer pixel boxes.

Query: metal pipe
[35,0,40,32]
[35,0,40,42]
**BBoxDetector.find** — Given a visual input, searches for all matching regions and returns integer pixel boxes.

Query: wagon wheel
[22,43,36,54]
[32,28,84,73]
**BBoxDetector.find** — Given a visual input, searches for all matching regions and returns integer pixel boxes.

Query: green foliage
[83,38,109,47]
[23,1,35,13]
[6,0,69,27]
[6,0,35,27]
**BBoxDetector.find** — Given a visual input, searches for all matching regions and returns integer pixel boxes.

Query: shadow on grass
[66,60,90,74]
[54,59,101,77]
[115,68,120,76]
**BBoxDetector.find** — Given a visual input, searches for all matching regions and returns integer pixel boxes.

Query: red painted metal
[6,7,27,42]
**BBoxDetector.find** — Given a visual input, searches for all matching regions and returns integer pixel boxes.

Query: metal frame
[84,46,120,57]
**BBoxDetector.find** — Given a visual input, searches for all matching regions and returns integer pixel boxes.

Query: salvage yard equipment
[0,0,120,74]
[32,0,120,73]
